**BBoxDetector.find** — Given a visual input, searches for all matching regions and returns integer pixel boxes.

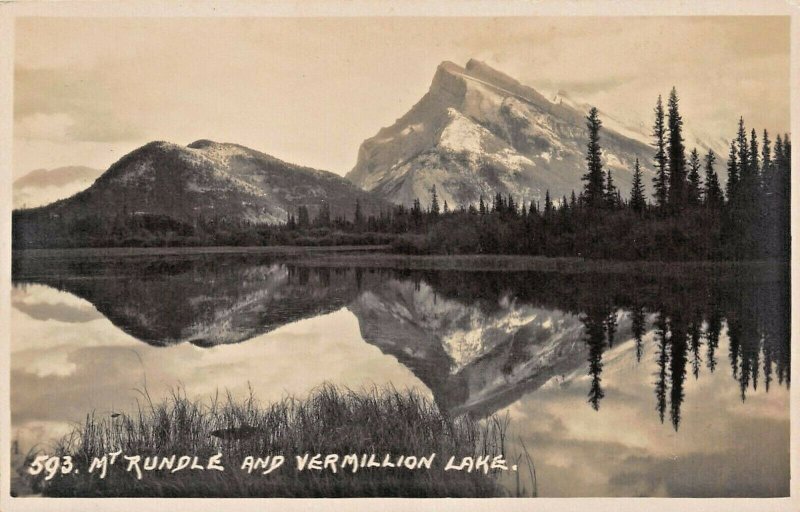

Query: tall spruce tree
[736,118,750,194]
[652,95,669,208]
[629,158,646,213]
[761,130,772,192]
[742,128,761,203]
[726,140,739,202]
[667,87,687,208]
[703,149,723,208]
[687,148,702,206]
[430,185,440,216]
[583,107,605,208]
[544,190,554,218]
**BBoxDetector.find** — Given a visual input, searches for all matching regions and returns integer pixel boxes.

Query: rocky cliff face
[347,59,659,207]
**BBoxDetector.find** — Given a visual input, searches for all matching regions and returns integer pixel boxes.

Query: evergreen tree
[479,195,486,215]
[430,185,440,216]
[703,149,723,208]
[687,148,702,206]
[315,202,331,227]
[507,195,517,217]
[736,118,750,193]
[493,192,503,214]
[667,87,687,208]
[544,190,554,218]
[737,127,761,204]
[652,95,669,209]
[785,133,791,164]
[749,128,760,181]
[582,107,605,208]
[774,134,784,172]
[354,199,364,228]
[761,129,772,191]
[605,169,618,208]
[443,200,449,214]
[411,198,423,228]
[725,140,739,201]
[629,158,646,213]
[298,205,310,228]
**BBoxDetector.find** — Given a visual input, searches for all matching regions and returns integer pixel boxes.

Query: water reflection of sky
[11,282,789,497]
[11,285,427,450]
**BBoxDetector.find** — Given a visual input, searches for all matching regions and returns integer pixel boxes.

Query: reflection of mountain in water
[12,254,790,426]
[348,277,591,415]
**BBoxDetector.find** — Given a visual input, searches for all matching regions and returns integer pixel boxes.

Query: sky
[13,16,790,189]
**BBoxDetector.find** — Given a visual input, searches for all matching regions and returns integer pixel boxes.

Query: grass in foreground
[24,385,528,497]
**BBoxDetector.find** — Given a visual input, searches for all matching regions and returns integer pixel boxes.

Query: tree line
[292,87,789,261]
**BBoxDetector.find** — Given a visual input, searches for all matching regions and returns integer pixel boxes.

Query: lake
[10,250,790,497]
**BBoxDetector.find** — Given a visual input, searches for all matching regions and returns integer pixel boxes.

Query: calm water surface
[10,252,790,497]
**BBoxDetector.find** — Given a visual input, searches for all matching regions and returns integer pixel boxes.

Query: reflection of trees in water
[582,298,788,431]
[598,296,788,431]
[583,307,607,411]
[12,255,790,429]
[389,266,789,429]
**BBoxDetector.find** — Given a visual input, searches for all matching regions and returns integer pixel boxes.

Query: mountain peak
[348,58,658,208]
[187,139,221,149]
[436,60,465,75]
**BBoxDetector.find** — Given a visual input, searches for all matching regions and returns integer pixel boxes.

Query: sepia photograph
[0,2,796,510]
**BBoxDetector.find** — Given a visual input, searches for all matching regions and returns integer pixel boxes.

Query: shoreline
[11,245,789,277]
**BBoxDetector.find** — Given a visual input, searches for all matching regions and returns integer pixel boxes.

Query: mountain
[13,166,103,209]
[13,140,387,234]
[347,59,660,207]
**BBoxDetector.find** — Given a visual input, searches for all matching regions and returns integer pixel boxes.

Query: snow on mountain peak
[347,59,659,207]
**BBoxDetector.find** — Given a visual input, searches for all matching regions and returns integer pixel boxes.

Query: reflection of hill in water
[12,254,790,422]
[12,254,361,347]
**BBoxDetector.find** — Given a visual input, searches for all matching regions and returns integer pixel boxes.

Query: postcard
[1,2,797,511]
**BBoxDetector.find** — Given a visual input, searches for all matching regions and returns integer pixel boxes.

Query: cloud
[12,301,103,324]
[12,166,103,208]
[14,66,143,143]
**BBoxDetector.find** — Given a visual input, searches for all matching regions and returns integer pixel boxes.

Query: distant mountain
[14,139,387,226]
[347,59,662,207]
[13,166,103,209]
